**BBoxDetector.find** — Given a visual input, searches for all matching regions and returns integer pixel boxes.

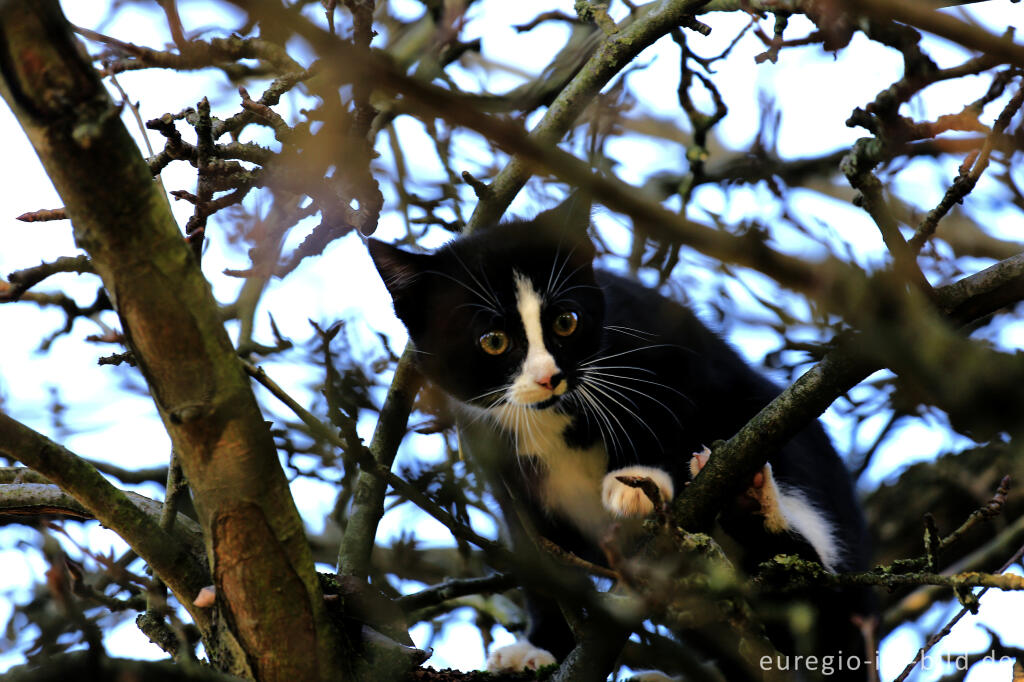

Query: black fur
[369,201,873,677]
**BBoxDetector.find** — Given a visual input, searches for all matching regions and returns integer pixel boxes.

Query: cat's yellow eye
[479,330,510,355]
[553,311,579,337]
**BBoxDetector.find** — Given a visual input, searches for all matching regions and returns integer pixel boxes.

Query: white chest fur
[464,402,611,536]
[493,406,609,534]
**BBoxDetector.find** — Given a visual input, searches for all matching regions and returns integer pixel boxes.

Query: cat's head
[368,195,603,412]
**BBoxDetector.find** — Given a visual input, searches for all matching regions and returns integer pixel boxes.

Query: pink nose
[536,373,564,391]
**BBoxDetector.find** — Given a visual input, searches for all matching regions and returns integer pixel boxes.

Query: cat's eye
[552,311,579,337]
[479,331,510,355]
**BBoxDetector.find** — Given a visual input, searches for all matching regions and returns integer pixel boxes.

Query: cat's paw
[625,672,683,682]
[601,466,674,517]
[486,639,556,672]
[688,448,788,532]
[744,462,788,533]
[687,445,712,479]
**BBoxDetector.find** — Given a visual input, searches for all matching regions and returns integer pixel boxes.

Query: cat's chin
[457,394,562,413]
[528,395,561,410]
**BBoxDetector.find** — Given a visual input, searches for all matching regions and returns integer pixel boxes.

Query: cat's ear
[534,191,592,239]
[367,239,431,305]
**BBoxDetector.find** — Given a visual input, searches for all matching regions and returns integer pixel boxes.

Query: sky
[1,0,1023,678]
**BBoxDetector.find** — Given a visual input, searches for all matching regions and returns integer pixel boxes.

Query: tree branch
[0,416,209,620]
[0,479,203,550]
[675,249,1024,531]
[846,0,1024,67]
[0,3,343,679]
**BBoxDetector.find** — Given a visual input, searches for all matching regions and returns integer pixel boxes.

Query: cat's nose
[537,373,564,391]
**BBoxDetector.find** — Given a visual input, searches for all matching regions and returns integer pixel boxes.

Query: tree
[0,0,1022,680]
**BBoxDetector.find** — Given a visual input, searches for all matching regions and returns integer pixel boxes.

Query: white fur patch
[463,399,610,535]
[772,482,842,572]
[459,273,619,536]
[690,449,841,571]
[625,672,683,682]
[510,273,564,405]
[601,465,674,517]
[751,464,841,571]
[486,639,556,672]
[541,442,608,534]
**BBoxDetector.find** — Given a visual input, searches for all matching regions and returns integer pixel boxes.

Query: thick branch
[0,479,203,551]
[4,652,244,682]
[846,0,1024,67]
[0,3,342,679]
[675,250,1024,530]
[465,0,712,231]
[337,345,423,578]
[674,347,875,530]
[0,416,209,620]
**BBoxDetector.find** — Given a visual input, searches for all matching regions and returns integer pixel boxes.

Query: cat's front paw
[486,639,556,672]
[601,466,674,517]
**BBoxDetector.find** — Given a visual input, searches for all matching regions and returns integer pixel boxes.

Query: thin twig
[893,542,1024,682]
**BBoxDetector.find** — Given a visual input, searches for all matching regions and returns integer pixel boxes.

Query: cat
[368,194,872,678]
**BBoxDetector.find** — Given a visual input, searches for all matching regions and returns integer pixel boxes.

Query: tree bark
[0,3,344,679]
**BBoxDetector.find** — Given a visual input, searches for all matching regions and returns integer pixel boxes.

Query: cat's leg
[688,447,840,570]
[601,465,674,517]
[688,446,786,528]
[486,639,556,672]
[744,463,790,533]
[488,497,577,672]
[624,672,683,682]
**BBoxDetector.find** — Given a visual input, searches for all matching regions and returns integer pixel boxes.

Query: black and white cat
[368,195,871,676]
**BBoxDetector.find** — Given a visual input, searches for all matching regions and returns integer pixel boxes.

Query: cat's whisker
[573,382,627,446]
[466,384,509,405]
[462,397,503,429]
[450,251,502,310]
[604,324,656,340]
[579,343,683,367]
[578,363,658,376]
[511,403,523,456]
[572,387,623,455]
[509,401,530,456]
[578,376,661,451]
[545,244,577,301]
[550,282,601,301]
[455,301,504,316]
[575,383,633,456]
[548,260,591,301]
[581,372,685,429]
[425,267,501,315]
[581,367,693,406]
[516,402,550,458]
[579,376,643,419]
[478,266,501,309]
[503,402,524,477]
[512,402,526,453]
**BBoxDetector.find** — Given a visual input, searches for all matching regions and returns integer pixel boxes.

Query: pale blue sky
[1,0,1022,677]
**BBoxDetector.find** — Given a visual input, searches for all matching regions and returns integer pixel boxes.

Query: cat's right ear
[535,191,592,239]
[367,239,431,305]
